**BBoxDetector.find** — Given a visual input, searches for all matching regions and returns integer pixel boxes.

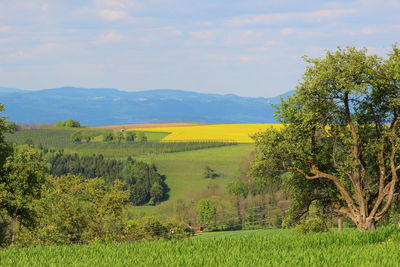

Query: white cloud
[96,0,125,7]
[239,55,256,63]
[0,26,13,33]
[226,9,357,26]
[189,30,219,40]
[98,9,126,21]
[280,28,294,35]
[96,32,125,43]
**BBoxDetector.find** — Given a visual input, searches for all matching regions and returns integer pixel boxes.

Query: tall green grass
[1,227,399,266]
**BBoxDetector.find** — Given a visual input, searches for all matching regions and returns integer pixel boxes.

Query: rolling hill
[0,87,292,126]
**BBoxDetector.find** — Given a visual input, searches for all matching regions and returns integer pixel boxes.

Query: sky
[0,0,399,97]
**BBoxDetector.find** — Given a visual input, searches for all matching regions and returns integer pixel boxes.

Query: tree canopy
[251,45,400,230]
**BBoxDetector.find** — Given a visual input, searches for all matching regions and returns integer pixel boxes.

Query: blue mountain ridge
[0,87,293,126]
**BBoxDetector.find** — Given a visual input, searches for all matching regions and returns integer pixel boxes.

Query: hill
[0,87,293,126]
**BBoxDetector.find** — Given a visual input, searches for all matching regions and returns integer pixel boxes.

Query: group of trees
[0,105,187,247]
[48,153,168,205]
[103,131,147,143]
[102,131,147,143]
[70,130,148,144]
[55,119,81,128]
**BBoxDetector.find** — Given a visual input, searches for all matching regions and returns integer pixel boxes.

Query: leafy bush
[295,217,329,234]
[123,217,192,242]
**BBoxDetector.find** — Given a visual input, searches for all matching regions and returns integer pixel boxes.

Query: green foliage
[196,199,216,226]
[5,121,19,132]
[150,183,164,205]
[203,165,219,179]
[115,131,124,143]
[102,132,114,143]
[228,181,248,198]
[55,120,80,128]
[48,153,169,205]
[0,147,46,227]
[123,217,192,242]
[251,45,400,230]
[137,132,148,143]
[14,175,129,246]
[125,131,136,142]
[294,217,329,234]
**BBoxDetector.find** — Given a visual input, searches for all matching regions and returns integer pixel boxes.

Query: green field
[139,144,254,201]
[127,144,254,217]
[1,228,399,266]
[4,129,234,157]
[5,129,255,214]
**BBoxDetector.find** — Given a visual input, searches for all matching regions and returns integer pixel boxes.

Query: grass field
[128,144,255,217]
[138,144,254,201]
[4,129,234,157]
[1,227,399,266]
[127,123,283,143]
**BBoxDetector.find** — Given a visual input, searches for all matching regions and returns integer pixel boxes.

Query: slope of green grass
[139,144,254,202]
[128,144,254,217]
[1,228,399,266]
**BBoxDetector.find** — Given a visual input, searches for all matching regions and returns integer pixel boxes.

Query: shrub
[295,217,329,234]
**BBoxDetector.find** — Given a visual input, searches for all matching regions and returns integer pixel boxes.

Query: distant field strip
[128,124,283,143]
[95,122,209,130]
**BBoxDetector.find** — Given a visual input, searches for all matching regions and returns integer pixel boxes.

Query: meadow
[4,128,235,157]
[1,227,399,266]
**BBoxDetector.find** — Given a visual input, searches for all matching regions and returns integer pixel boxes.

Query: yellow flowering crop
[127,124,283,143]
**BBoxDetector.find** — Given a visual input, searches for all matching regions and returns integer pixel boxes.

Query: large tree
[251,45,400,230]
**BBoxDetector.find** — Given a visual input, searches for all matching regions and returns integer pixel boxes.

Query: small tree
[103,132,115,143]
[116,132,124,144]
[203,166,219,179]
[125,132,136,142]
[196,199,216,227]
[137,132,148,143]
[228,181,248,227]
[71,131,83,143]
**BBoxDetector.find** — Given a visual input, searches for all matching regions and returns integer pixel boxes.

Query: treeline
[71,130,148,144]
[48,153,169,205]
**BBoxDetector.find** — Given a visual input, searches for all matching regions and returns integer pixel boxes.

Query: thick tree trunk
[356,217,376,231]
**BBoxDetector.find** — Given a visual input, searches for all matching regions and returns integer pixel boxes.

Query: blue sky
[0,0,399,97]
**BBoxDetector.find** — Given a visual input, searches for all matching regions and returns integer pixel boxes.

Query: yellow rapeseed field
[128,124,283,143]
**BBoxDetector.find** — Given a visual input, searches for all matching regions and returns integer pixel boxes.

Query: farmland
[126,123,283,143]
[4,128,235,157]
[4,126,257,210]
[1,227,399,266]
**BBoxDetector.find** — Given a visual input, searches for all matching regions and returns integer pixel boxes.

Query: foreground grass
[1,228,399,267]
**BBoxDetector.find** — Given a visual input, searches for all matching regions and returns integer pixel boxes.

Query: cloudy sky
[0,0,399,97]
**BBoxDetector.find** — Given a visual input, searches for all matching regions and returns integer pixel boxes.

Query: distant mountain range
[0,87,293,126]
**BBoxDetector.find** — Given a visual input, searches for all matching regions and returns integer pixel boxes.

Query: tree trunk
[338,217,343,233]
[356,217,376,231]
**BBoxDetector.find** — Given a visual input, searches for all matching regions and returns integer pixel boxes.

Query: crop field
[127,123,283,143]
[95,122,210,130]
[1,227,399,266]
[4,129,235,157]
